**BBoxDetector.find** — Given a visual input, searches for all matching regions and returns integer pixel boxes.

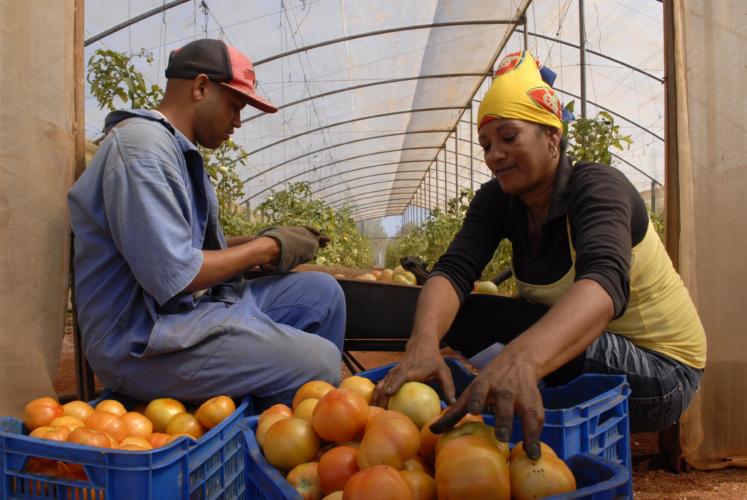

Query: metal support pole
[522,16,529,50]
[469,103,474,190]
[436,156,440,211]
[454,126,459,198]
[579,0,588,119]
[651,180,657,213]
[443,148,447,207]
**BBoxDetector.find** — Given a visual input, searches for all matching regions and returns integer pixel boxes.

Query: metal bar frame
[330,188,428,208]
[84,0,190,46]
[315,177,425,202]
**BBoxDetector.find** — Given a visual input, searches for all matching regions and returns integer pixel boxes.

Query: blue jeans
[105,272,346,408]
[444,295,703,433]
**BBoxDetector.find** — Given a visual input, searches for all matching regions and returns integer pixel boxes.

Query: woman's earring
[550,145,557,158]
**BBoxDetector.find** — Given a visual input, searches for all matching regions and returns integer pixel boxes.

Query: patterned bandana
[477,51,563,131]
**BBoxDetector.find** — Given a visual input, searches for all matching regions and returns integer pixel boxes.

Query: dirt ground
[54,316,747,498]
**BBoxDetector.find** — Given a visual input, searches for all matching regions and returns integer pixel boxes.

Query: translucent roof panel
[85,0,664,220]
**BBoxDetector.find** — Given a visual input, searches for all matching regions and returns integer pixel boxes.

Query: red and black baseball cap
[165,39,278,113]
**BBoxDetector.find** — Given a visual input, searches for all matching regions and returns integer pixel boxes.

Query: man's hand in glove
[257,226,330,273]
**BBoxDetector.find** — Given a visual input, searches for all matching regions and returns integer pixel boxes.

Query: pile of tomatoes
[20,394,236,479]
[256,376,577,500]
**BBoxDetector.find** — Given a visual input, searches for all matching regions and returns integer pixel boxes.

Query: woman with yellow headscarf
[373,51,706,460]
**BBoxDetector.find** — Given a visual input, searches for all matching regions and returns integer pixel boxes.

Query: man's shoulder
[109,116,179,158]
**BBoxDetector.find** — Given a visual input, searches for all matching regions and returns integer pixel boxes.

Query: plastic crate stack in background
[244,358,632,499]
[0,394,253,500]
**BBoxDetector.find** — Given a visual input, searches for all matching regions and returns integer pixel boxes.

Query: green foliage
[249,182,374,268]
[566,106,633,165]
[386,189,515,296]
[86,49,251,236]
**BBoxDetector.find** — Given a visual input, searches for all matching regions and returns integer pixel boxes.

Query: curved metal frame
[316,177,424,201]
[315,168,465,200]
[329,187,429,207]
[341,196,418,211]
[348,200,409,214]
[333,193,422,209]
[315,173,426,197]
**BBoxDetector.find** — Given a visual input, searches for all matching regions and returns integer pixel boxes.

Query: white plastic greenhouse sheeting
[83,0,665,220]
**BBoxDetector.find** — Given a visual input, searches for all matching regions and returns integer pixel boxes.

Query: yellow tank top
[514,218,706,368]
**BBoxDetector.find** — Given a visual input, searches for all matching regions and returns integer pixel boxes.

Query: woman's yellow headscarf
[477,51,563,131]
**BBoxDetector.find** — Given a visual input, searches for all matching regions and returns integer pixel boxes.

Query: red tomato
[286,461,322,500]
[509,451,576,499]
[166,412,205,439]
[23,397,64,431]
[357,417,420,470]
[62,401,95,421]
[262,417,320,472]
[399,470,436,500]
[434,436,510,500]
[95,399,127,417]
[121,411,153,438]
[312,389,368,443]
[144,398,186,433]
[195,395,236,429]
[318,446,359,495]
[85,411,128,442]
[343,465,413,500]
[292,380,335,411]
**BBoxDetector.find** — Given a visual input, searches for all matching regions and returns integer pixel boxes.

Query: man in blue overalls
[68,39,345,408]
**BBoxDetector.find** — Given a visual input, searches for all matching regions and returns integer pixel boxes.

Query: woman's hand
[372,336,456,408]
[429,351,545,460]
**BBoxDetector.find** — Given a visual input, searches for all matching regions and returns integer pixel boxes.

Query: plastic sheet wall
[0,1,78,417]
[674,0,747,469]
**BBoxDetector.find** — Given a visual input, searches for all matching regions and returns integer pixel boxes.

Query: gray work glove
[258,226,330,273]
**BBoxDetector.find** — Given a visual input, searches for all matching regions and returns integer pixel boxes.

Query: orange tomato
[144,398,186,433]
[364,409,410,433]
[364,405,384,430]
[508,441,557,462]
[95,399,127,417]
[318,446,359,495]
[401,455,431,475]
[286,461,322,500]
[50,416,85,432]
[292,380,335,410]
[509,452,576,499]
[256,412,290,447]
[195,395,236,430]
[400,470,437,500]
[312,389,368,443]
[343,465,413,500]
[86,411,128,442]
[164,433,197,446]
[262,417,320,472]
[434,436,510,500]
[434,421,509,461]
[62,400,95,421]
[339,376,376,404]
[67,427,113,449]
[30,425,70,442]
[259,403,293,424]
[322,492,343,500]
[149,432,171,448]
[121,411,153,438]
[119,436,153,450]
[23,397,64,431]
[166,412,205,439]
[294,398,319,424]
[357,417,420,470]
[419,411,485,466]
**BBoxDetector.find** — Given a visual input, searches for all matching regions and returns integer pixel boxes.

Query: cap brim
[221,82,278,113]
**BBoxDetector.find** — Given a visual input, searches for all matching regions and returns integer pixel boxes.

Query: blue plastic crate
[0,395,253,500]
[359,358,632,498]
[242,417,629,500]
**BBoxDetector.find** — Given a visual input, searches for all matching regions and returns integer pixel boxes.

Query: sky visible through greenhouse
[84,0,665,235]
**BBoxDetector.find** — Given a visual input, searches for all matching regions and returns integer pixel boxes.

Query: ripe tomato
[30,425,70,442]
[256,412,290,447]
[149,432,171,448]
[286,461,322,500]
[312,389,368,443]
[294,398,319,424]
[195,395,236,430]
[364,409,410,433]
[259,403,293,423]
[119,436,153,450]
[292,380,335,411]
[121,411,153,438]
[318,445,359,495]
[23,397,64,431]
[166,412,205,439]
[144,398,186,433]
[509,452,576,499]
[508,441,557,462]
[435,436,510,500]
[95,399,127,417]
[434,421,509,461]
[67,427,113,448]
[262,417,320,472]
[50,415,85,433]
[343,465,413,500]
[399,470,436,500]
[387,382,441,429]
[364,405,384,431]
[322,492,342,500]
[401,455,431,475]
[339,376,375,404]
[164,433,197,446]
[85,411,128,442]
[62,401,95,421]
[357,417,420,470]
